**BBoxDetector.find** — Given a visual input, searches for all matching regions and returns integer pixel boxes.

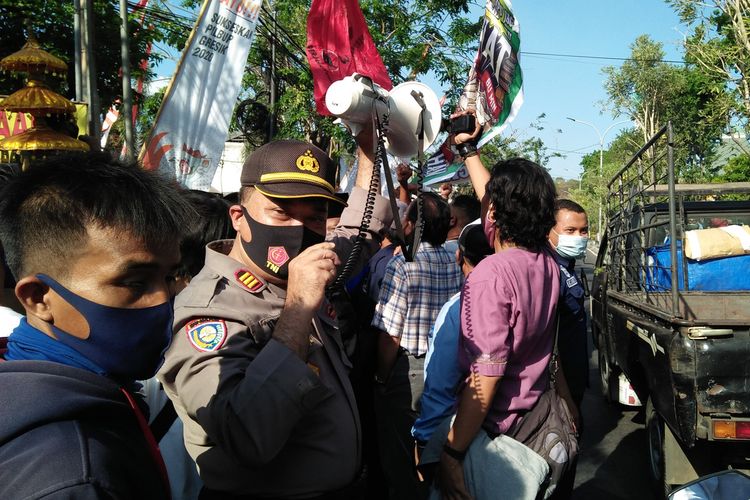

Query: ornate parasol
[0,125,89,153]
[0,32,67,77]
[0,80,75,115]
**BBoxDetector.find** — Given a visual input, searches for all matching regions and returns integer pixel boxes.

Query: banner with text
[423,0,523,186]
[140,0,261,189]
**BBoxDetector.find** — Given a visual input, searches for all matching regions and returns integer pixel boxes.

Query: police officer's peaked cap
[240,140,346,205]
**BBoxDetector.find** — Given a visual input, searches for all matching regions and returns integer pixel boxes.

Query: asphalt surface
[571,245,657,500]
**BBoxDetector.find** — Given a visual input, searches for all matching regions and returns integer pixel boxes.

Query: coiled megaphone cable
[327,100,389,295]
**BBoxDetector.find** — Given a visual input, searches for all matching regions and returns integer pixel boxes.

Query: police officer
[158,138,392,499]
[547,198,590,500]
[548,198,590,411]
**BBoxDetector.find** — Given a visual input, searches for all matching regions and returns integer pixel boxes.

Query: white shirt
[0,306,23,338]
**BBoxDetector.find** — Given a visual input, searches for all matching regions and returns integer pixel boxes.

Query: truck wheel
[598,344,619,404]
[646,398,670,498]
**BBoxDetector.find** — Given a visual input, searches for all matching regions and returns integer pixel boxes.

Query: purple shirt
[459,247,560,435]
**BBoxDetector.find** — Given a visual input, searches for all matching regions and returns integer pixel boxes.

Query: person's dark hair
[407,192,451,246]
[177,190,236,278]
[458,224,493,267]
[223,191,240,205]
[554,198,586,215]
[451,194,481,224]
[0,163,22,186]
[487,157,557,251]
[0,152,194,281]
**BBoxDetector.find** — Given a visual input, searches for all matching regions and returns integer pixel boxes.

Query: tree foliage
[719,152,750,181]
[603,35,678,144]
[0,1,176,121]
[571,128,642,235]
[668,0,750,132]
[603,34,730,180]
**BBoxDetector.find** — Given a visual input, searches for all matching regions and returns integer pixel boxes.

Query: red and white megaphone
[325,73,442,158]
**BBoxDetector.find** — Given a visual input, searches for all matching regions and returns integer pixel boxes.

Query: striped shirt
[371,243,462,356]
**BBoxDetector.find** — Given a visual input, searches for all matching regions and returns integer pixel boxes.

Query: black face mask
[241,207,325,280]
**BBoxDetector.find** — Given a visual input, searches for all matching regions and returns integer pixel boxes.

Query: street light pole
[567,117,630,241]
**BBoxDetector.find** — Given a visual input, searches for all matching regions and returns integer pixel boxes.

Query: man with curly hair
[435,157,562,499]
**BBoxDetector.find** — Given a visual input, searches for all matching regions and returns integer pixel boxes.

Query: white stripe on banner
[139,0,261,190]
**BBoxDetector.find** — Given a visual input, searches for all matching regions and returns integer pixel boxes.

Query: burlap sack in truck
[684,225,750,261]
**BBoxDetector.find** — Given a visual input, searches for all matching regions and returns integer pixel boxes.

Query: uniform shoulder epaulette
[235,269,266,294]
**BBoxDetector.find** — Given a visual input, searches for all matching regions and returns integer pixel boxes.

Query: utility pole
[119,0,134,160]
[567,117,630,241]
[267,2,276,142]
[73,0,83,101]
[82,0,101,142]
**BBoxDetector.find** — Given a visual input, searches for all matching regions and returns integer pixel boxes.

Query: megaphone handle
[409,93,427,262]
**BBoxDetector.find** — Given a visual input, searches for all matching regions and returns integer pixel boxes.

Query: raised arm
[451,111,491,217]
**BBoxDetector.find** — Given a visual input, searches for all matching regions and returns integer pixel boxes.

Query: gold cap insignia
[295,150,320,173]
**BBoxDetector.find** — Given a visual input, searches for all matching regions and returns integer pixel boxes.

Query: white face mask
[553,230,589,260]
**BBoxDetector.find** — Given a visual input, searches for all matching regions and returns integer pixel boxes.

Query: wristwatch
[442,443,467,461]
[456,142,478,159]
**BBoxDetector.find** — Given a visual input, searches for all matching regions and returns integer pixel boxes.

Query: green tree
[665,64,734,181]
[0,1,177,122]
[719,153,750,181]
[667,0,750,131]
[572,128,642,235]
[603,35,730,181]
[603,35,680,145]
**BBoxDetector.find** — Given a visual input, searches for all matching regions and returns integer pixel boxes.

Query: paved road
[571,246,657,500]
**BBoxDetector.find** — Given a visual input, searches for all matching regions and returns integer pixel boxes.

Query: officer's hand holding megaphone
[287,242,341,312]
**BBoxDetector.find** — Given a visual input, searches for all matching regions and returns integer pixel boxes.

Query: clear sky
[153,0,687,180]
[483,0,685,179]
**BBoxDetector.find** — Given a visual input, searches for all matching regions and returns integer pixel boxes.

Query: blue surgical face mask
[553,231,589,260]
[37,274,174,381]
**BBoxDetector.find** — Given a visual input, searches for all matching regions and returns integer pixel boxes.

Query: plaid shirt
[371,242,463,356]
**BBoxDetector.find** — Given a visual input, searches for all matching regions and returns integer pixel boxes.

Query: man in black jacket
[0,153,190,499]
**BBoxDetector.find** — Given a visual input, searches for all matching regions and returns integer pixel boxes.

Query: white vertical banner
[140,0,261,189]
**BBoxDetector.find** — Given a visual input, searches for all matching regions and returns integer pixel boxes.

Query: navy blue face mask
[37,274,174,381]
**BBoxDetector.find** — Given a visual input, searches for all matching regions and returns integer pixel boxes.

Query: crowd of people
[0,115,591,500]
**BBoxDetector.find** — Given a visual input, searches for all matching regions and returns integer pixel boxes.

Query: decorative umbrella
[0,32,67,77]
[0,125,89,153]
[0,80,75,115]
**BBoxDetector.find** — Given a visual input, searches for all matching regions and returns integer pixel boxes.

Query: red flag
[306,0,392,115]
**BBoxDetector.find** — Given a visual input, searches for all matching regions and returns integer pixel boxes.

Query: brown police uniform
[158,144,392,498]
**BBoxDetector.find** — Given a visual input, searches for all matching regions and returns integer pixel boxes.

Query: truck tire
[646,397,670,499]
[598,343,619,404]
